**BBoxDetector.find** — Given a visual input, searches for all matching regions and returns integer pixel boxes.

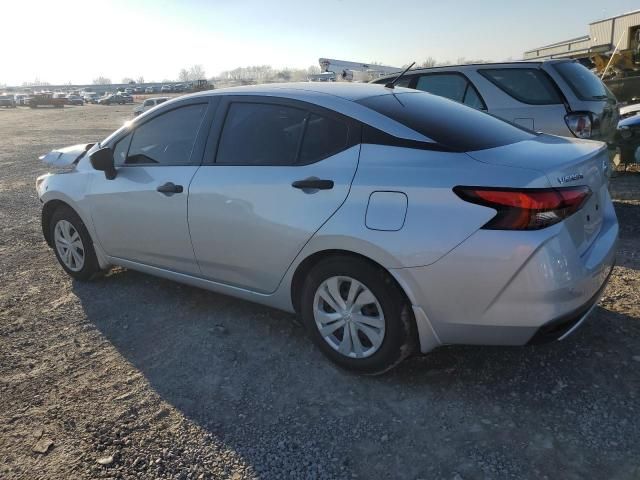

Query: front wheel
[300,256,417,375]
[49,207,100,281]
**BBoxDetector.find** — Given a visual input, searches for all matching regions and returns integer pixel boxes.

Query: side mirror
[90,147,117,180]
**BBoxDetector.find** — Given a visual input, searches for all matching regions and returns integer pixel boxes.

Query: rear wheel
[300,256,417,375]
[49,207,100,281]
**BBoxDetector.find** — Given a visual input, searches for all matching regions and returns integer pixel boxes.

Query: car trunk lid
[466,135,609,256]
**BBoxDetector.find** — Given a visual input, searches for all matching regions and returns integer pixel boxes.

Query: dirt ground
[0,104,639,480]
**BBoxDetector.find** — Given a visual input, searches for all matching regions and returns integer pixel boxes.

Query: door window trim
[203,95,361,166]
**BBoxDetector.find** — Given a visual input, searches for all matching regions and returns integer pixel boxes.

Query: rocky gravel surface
[1,105,639,479]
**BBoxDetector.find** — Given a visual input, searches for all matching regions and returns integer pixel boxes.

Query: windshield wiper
[384,62,416,89]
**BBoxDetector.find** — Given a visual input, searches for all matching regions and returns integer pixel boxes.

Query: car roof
[194,82,410,101]
[373,59,574,81]
[126,82,434,144]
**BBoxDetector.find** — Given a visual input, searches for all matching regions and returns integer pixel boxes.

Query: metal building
[523,9,640,61]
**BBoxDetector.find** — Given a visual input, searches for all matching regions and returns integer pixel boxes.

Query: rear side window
[357,92,534,152]
[299,114,349,164]
[553,62,608,101]
[479,68,562,105]
[217,103,307,165]
[125,104,207,165]
[216,102,350,165]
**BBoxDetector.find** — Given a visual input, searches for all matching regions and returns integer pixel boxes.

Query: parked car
[161,85,172,93]
[98,94,126,105]
[28,93,66,108]
[373,59,619,143]
[134,86,144,94]
[0,94,16,108]
[119,93,134,104]
[82,92,99,103]
[35,83,617,374]
[615,114,640,165]
[145,86,156,93]
[14,94,28,106]
[67,95,84,106]
[133,97,169,116]
[124,88,134,94]
[619,102,640,120]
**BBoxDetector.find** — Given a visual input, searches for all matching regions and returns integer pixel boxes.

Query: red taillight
[454,186,591,230]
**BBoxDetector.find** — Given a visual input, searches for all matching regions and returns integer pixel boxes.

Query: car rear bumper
[391,195,618,353]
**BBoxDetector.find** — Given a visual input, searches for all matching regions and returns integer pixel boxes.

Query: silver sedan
[36,83,618,374]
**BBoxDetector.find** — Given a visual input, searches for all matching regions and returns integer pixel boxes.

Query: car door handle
[291,178,334,190]
[156,182,183,195]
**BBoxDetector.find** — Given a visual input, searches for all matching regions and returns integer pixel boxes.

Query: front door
[88,101,210,274]
[188,97,361,293]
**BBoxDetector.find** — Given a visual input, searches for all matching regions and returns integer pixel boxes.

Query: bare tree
[188,65,206,80]
[136,76,145,84]
[122,77,135,84]
[178,69,190,82]
[307,65,321,75]
[93,76,112,85]
[421,57,437,68]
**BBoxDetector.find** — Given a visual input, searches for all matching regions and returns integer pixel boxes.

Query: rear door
[188,96,361,293]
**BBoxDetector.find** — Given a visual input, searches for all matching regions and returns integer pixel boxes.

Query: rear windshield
[553,62,607,101]
[357,92,534,152]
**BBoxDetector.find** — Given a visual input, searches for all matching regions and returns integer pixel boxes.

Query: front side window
[216,103,307,165]
[124,103,206,165]
[479,68,562,105]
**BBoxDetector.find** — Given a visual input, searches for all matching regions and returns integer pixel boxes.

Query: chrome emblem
[557,173,584,184]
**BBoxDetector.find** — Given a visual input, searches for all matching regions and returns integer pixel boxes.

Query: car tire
[300,256,417,375]
[49,206,101,281]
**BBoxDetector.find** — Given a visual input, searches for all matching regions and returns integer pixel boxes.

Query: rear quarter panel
[301,144,551,269]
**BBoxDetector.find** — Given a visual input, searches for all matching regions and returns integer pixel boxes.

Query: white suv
[373,59,618,143]
[133,97,169,116]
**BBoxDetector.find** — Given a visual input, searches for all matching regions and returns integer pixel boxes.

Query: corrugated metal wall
[524,10,640,59]
[610,11,640,49]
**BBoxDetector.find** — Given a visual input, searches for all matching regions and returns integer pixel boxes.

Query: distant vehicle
[124,88,134,94]
[98,94,126,105]
[145,86,156,93]
[0,94,16,108]
[119,93,134,104]
[373,59,619,143]
[67,95,85,106]
[134,86,144,94]
[36,83,617,374]
[28,93,66,108]
[82,92,99,103]
[14,94,29,106]
[133,97,169,116]
[619,103,640,120]
[615,114,640,165]
[161,85,172,93]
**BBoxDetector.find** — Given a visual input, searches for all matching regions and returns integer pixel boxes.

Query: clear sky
[2,0,638,85]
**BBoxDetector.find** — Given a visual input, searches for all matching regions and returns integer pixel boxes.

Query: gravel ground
[1,105,639,480]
